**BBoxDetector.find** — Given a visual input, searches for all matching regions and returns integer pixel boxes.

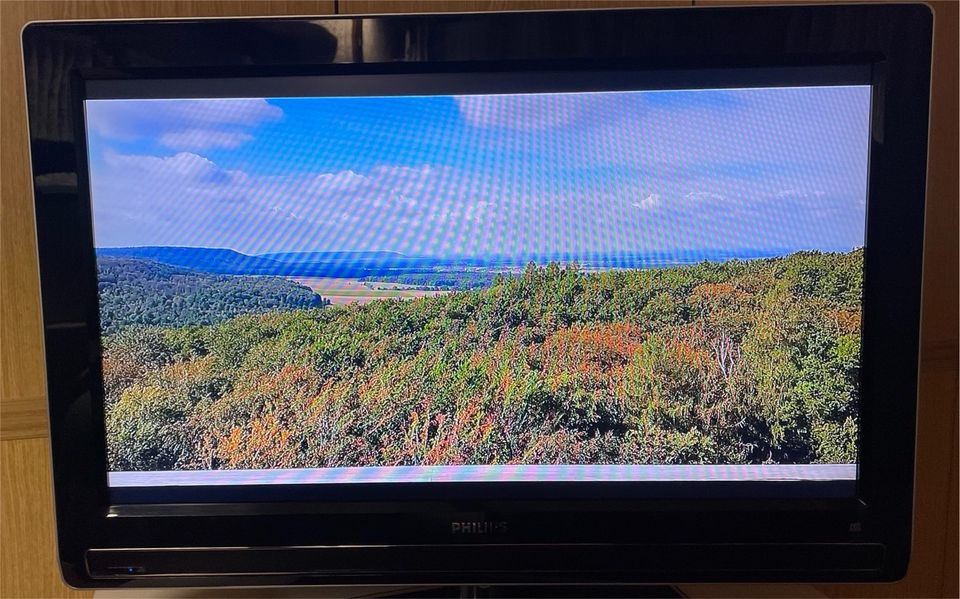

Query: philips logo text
[450,521,508,535]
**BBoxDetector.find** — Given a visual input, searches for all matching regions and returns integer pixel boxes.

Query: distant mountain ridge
[97,246,286,274]
[95,247,431,278]
[96,245,826,278]
[262,251,407,263]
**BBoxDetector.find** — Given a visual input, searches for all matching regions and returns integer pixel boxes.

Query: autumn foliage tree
[102,250,864,471]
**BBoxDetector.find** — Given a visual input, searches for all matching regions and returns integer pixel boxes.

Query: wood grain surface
[1,438,91,599]
[0,1,955,598]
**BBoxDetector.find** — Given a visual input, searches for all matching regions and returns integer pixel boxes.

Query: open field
[292,277,449,305]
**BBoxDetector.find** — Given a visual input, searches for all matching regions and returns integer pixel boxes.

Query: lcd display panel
[85,85,870,489]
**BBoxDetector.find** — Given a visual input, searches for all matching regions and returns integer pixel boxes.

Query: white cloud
[88,99,282,138]
[87,99,282,152]
[580,87,872,196]
[303,166,443,207]
[159,129,254,151]
[186,99,282,127]
[307,170,368,194]
[685,191,724,202]
[455,94,584,130]
[101,151,248,193]
[776,189,826,200]
[369,165,435,195]
[459,200,491,222]
[632,193,661,210]
[91,153,469,253]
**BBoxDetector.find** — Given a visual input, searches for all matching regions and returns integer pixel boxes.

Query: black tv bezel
[91,62,871,509]
[22,3,931,588]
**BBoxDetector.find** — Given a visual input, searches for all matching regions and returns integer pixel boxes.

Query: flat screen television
[22,3,933,591]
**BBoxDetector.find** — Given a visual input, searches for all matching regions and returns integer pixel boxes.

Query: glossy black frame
[22,3,932,589]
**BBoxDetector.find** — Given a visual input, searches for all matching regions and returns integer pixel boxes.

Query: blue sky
[85,86,871,259]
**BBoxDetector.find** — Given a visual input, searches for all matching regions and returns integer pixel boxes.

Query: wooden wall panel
[1,0,47,418]
[0,438,91,599]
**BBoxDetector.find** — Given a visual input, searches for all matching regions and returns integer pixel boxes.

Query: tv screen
[23,3,932,587]
[87,85,869,493]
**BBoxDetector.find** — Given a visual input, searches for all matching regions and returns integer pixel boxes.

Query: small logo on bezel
[451,521,508,534]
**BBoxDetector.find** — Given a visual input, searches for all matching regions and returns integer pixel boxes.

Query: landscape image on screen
[87,87,870,476]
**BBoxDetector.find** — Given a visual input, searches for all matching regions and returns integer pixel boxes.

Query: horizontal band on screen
[108,464,857,487]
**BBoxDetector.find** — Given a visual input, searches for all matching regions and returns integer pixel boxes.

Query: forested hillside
[102,250,863,471]
[98,257,328,333]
